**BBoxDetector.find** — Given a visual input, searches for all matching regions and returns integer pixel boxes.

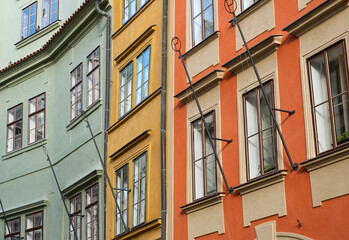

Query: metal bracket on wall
[224,0,298,171]
[212,137,233,144]
[272,108,295,116]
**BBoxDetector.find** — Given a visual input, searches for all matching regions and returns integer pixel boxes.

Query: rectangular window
[42,0,58,28]
[191,0,214,46]
[243,81,277,180]
[191,111,217,200]
[87,47,100,107]
[7,104,23,153]
[123,0,136,24]
[86,184,99,240]
[241,0,257,11]
[135,46,151,105]
[25,211,43,240]
[21,2,37,39]
[4,218,20,240]
[70,64,83,120]
[308,41,349,154]
[115,164,129,235]
[119,62,133,118]
[69,194,82,240]
[132,153,147,227]
[28,93,45,144]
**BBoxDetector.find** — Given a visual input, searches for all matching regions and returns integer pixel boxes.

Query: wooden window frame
[191,111,217,200]
[28,93,46,144]
[115,164,129,235]
[21,2,38,39]
[4,217,21,240]
[25,211,43,240]
[119,62,133,118]
[243,81,278,181]
[307,40,349,156]
[241,0,258,11]
[85,184,99,240]
[87,47,101,107]
[69,193,82,240]
[42,0,59,28]
[135,46,151,106]
[131,152,147,227]
[6,103,23,153]
[191,0,215,47]
[70,64,83,121]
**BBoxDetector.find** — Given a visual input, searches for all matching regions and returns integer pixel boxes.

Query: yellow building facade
[106,0,166,239]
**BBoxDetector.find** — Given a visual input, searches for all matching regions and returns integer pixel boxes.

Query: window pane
[13,219,20,232]
[260,84,272,130]
[38,95,45,110]
[203,0,212,9]
[87,191,91,205]
[192,0,201,17]
[246,92,258,136]
[8,109,15,123]
[333,94,349,144]
[26,232,33,240]
[194,159,204,199]
[193,120,203,160]
[22,8,29,38]
[34,229,42,240]
[93,185,98,202]
[193,15,202,46]
[88,56,93,72]
[203,6,214,38]
[315,102,332,153]
[262,128,276,173]
[328,45,348,97]
[248,135,260,179]
[16,105,23,120]
[130,0,136,16]
[310,55,328,105]
[35,212,42,227]
[206,154,216,194]
[242,0,254,10]
[27,215,34,229]
[205,115,214,156]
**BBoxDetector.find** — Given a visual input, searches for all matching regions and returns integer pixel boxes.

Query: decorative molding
[15,20,62,49]
[114,25,156,63]
[174,69,224,103]
[182,31,220,59]
[234,170,287,195]
[301,147,349,171]
[282,0,349,37]
[180,192,225,214]
[222,35,282,74]
[62,169,103,196]
[109,129,151,160]
[113,218,161,240]
[0,199,48,218]
[2,139,48,161]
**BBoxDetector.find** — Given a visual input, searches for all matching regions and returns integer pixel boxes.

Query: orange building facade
[168,0,349,239]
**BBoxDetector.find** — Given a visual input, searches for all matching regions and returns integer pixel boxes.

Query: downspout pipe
[160,0,168,238]
[94,1,111,240]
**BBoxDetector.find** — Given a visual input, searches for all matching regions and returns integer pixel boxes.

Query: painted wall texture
[0,0,112,239]
[105,0,166,239]
[169,0,349,239]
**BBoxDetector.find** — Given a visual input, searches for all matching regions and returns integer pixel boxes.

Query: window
[70,64,83,120]
[85,184,99,240]
[132,153,147,227]
[42,0,58,28]
[69,194,82,240]
[191,0,214,46]
[241,0,258,11]
[21,2,37,39]
[87,47,100,107]
[119,62,133,118]
[243,81,277,180]
[122,0,149,24]
[28,93,45,144]
[191,112,217,200]
[25,211,43,240]
[4,218,20,240]
[7,104,23,153]
[136,46,150,105]
[308,41,349,155]
[115,164,129,235]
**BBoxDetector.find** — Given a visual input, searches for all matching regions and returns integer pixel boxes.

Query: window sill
[113,218,161,240]
[301,146,349,172]
[234,170,288,195]
[111,0,154,39]
[182,31,220,60]
[180,192,225,214]
[15,20,62,49]
[229,0,270,23]
[2,138,48,161]
[66,99,102,131]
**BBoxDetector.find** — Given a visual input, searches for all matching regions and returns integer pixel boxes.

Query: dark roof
[0,0,90,73]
